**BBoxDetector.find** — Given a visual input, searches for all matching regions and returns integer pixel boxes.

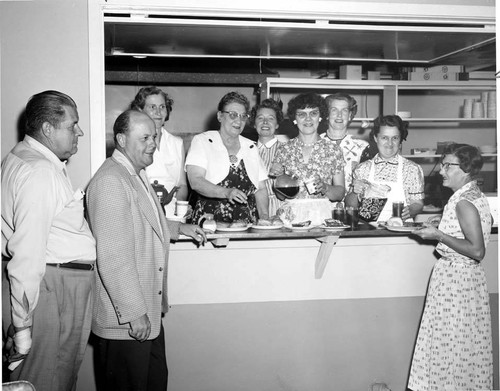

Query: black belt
[46,262,95,271]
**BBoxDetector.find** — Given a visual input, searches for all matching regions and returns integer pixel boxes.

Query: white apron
[369,155,406,222]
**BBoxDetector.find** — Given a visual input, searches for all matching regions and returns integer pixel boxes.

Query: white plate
[319,224,350,231]
[216,225,250,232]
[422,205,443,213]
[385,225,422,233]
[285,225,313,231]
[251,224,284,230]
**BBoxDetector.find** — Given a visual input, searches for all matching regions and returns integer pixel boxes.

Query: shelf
[351,118,496,123]
[261,78,496,88]
[405,118,496,122]
[405,153,497,158]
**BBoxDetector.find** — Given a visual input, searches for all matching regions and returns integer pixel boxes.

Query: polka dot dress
[408,181,493,391]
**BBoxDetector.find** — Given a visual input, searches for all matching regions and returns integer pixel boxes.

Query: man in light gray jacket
[86,109,205,390]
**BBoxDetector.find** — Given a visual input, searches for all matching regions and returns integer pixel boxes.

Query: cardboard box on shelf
[407,72,469,81]
[339,65,362,80]
[402,65,465,73]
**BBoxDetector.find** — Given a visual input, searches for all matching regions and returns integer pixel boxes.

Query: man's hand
[128,314,151,342]
[5,324,31,371]
[179,223,207,245]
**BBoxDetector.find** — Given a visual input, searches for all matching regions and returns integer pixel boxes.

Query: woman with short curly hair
[271,92,345,201]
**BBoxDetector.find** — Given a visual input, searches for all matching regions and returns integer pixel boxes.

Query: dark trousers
[95,324,168,391]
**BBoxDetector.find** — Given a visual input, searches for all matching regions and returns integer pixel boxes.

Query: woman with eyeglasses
[131,86,188,217]
[186,91,269,225]
[346,114,425,222]
[270,92,346,201]
[408,144,493,391]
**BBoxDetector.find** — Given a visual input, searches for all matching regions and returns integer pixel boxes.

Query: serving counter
[79,224,498,391]
[170,223,498,306]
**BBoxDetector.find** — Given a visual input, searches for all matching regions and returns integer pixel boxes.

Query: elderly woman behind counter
[250,98,287,216]
[186,91,269,224]
[408,144,493,391]
[131,86,188,216]
[346,114,424,221]
[271,92,345,201]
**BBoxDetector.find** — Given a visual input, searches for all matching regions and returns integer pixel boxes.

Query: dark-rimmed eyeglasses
[221,111,249,121]
[440,162,461,171]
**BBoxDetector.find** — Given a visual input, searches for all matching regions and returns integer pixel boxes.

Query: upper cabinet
[101,0,496,76]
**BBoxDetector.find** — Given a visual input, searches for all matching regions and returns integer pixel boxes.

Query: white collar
[258,138,278,149]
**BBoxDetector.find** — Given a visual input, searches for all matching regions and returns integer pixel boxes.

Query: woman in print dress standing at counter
[251,98,287,216]
[408,144,493,391]
[271,92,346,202]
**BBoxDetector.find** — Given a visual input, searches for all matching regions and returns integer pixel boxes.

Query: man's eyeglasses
[221,111,249,121]
[440,162,461,171]
[296,110,320,120]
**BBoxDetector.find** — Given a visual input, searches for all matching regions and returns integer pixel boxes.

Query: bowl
[479,145,496,154]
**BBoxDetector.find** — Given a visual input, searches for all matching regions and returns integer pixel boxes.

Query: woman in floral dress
[270,92,345,202]
[409,144,493,391]
[186,91,269,224]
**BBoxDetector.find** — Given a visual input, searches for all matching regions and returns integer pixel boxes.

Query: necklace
[299,139,318,147]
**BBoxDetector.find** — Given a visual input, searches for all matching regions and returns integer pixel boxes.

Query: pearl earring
[293,120,297,125]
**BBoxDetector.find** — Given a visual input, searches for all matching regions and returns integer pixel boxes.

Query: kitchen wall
[0,0,92,190]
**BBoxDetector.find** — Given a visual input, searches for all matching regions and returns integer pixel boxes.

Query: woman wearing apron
[186,91,269,224]
[347,115,425,222]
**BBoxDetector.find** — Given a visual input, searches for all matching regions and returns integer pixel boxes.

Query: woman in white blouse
[131,86,188,216]
[186,91,269,224]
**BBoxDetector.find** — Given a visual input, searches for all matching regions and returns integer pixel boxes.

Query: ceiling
[104,14,496,83]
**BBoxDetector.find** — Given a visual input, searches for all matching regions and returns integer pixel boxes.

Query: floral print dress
[272,137,345,199]
[408,180,493,391]
[191,159,257,224]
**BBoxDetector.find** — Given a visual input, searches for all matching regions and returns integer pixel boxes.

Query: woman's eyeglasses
[440,162,461,171]
[221,111,249,121]
[296,110,320,120]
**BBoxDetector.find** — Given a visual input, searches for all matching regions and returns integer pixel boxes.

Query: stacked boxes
[396,65,468,81]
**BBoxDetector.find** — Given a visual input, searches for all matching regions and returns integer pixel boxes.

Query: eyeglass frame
[295,109,320,120]
[440,162,461,171]
[220,110,250,121]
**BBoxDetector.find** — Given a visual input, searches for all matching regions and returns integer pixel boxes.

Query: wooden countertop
[177,223,497,279]
[179,222,498,242]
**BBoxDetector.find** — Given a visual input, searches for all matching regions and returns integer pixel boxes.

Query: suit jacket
[86,151,180,340]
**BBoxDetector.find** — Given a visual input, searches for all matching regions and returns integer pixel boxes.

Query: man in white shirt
[323,93,370,192]
[2,91,96,391]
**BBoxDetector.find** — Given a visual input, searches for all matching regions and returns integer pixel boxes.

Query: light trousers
[3,263,94,391]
